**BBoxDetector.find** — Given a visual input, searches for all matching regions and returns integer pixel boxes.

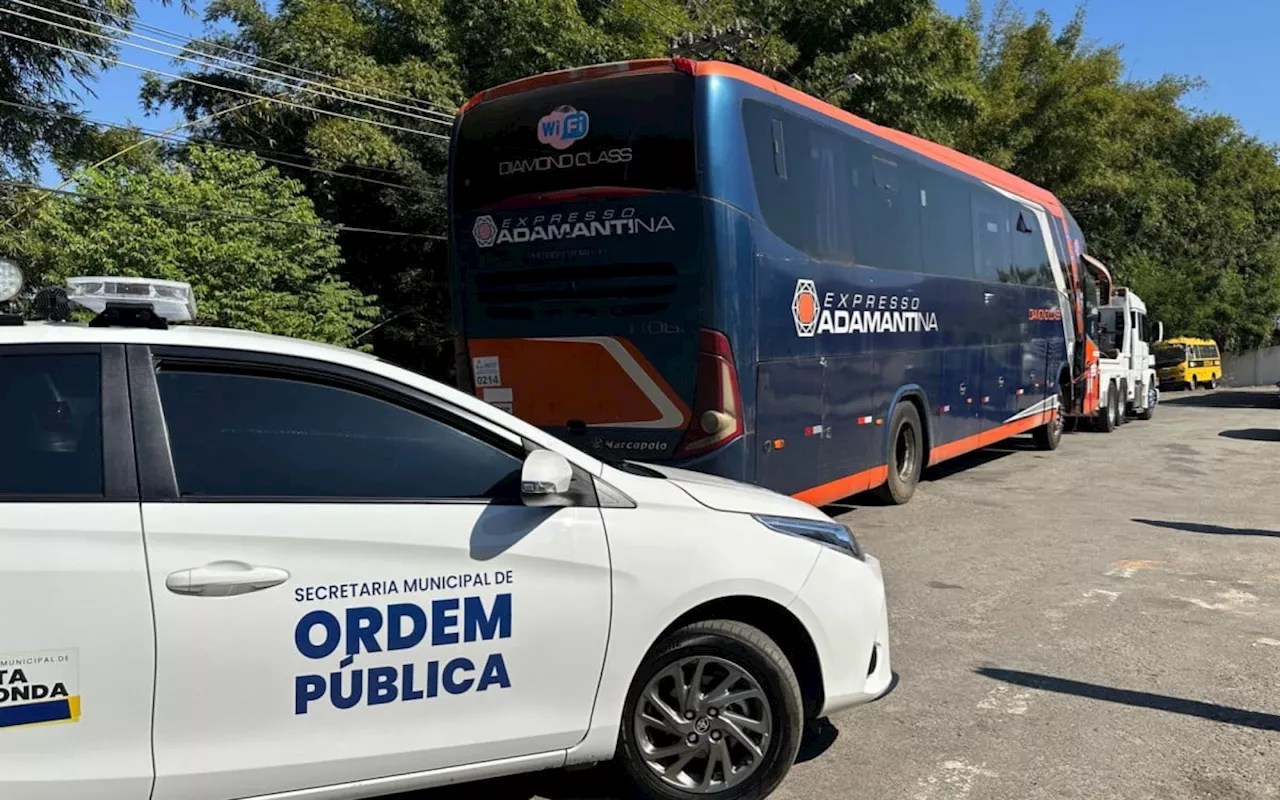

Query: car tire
[1032,384,1065,451]
[874,401,923,505]
[617,620,804,800]
[1096,386,1117,433]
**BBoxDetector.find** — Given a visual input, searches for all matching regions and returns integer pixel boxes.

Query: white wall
[1223,344,1280,387]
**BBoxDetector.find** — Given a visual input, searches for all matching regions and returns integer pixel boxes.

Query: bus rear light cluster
[676,329,743,458]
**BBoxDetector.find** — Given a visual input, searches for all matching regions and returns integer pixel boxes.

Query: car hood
[639,463,831,520]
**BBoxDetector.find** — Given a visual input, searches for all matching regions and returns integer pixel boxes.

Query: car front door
[0,345,154,800]
[129,346,612,800]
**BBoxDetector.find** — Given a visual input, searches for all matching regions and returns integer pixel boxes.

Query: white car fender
[564,502,822,765]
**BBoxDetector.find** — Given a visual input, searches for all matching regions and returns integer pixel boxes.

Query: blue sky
[935,0,1278,142]
[41,0,1280,183]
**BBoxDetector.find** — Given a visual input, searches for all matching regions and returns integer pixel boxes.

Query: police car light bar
[66,276,197,322]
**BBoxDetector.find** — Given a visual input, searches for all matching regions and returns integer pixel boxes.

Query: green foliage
[0,0,137,176]
[0,145,378,346]
[6,0,1280,359]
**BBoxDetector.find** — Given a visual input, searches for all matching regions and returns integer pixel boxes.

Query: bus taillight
[676,329,743,458]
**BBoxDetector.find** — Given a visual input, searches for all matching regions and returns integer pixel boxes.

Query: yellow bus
[1154,337,1222,390]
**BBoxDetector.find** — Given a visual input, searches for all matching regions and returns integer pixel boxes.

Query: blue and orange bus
[448,58,1103,506]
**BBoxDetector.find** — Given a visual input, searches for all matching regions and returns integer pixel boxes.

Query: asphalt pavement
[419,387,1280,800]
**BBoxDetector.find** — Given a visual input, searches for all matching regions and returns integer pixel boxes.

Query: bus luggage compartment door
[754,359,824,496]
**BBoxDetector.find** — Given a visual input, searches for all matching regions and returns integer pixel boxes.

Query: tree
[0,0,178,177]
[0,144,378,346]
[133,0,1280,358]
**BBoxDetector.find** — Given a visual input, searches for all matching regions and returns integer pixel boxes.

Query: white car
[0,275,893,800]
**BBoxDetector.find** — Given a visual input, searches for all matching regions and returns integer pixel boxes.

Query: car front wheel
[618,620,804,800]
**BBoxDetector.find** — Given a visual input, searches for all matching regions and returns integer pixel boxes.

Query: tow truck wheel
[1117,381,1129,424]
[1096,386,1118,433]
[617,620,804,800]
[1138,383,1157,420]
[1033,385,1065,450]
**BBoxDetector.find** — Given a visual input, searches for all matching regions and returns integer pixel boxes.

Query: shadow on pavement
[975,667,1280,732]
[1132,518,1280,539]
[1162,390,1278,409]
[1219,428,1280,442]
[922,438,1038,482]
[407,718,844,800]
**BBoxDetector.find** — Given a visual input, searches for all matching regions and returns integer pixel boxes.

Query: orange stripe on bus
[928,409,1057,467]
[461,58,679,112]
[792,466,889,508]
[791,408,1057,507]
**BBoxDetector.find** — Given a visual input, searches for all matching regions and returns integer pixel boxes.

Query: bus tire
[1189,375,1198,391]
[1032,385,1065,451]
[1208,375,1218,390]
[875,401,923,505]
[1096,385,1118,433]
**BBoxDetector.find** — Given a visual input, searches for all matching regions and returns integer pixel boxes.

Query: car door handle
[166,560,290,597]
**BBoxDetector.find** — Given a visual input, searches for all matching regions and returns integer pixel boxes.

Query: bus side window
[850,142,922,273]
[742,100,854,264]
[971,190,1012,283]
[919,169,975,278]
[1011,206,1053,288]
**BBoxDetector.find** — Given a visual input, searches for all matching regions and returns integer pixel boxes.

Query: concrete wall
[1223,345,1280,387]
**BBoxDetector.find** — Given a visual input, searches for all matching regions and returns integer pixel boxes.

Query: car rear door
[128,345,611,800]
[0,344,154,800]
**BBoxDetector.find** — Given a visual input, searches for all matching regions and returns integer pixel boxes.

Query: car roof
[0,321,606,474]
[0,320,378,363]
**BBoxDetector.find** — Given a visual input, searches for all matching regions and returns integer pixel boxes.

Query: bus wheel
[1208,375,1218,390]
[876,402,923,505]
[1033,386,1065,450]
[1096,386,1118,433]
[1189,375,1198,391]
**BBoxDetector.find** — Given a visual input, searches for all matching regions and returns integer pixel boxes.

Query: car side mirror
[521,450,574,507]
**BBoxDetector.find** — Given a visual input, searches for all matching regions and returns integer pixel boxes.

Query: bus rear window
[454,72,696,211]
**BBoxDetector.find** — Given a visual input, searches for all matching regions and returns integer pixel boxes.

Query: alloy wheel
[632,655,774,794]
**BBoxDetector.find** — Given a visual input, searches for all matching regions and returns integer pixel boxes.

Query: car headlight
[753,515,864,560]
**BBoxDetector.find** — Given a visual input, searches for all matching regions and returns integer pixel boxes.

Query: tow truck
[1093,285,1162,431]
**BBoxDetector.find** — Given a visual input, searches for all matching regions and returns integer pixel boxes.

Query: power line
[41,0,461,119]
[0,28,451,141]
[0,96,419,179]
[0,180,446,240]
[0,4,455,130]
[6,0,454,125]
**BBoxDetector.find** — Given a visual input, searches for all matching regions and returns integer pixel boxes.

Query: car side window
[155,367,523,500]
[0,352,103,497]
